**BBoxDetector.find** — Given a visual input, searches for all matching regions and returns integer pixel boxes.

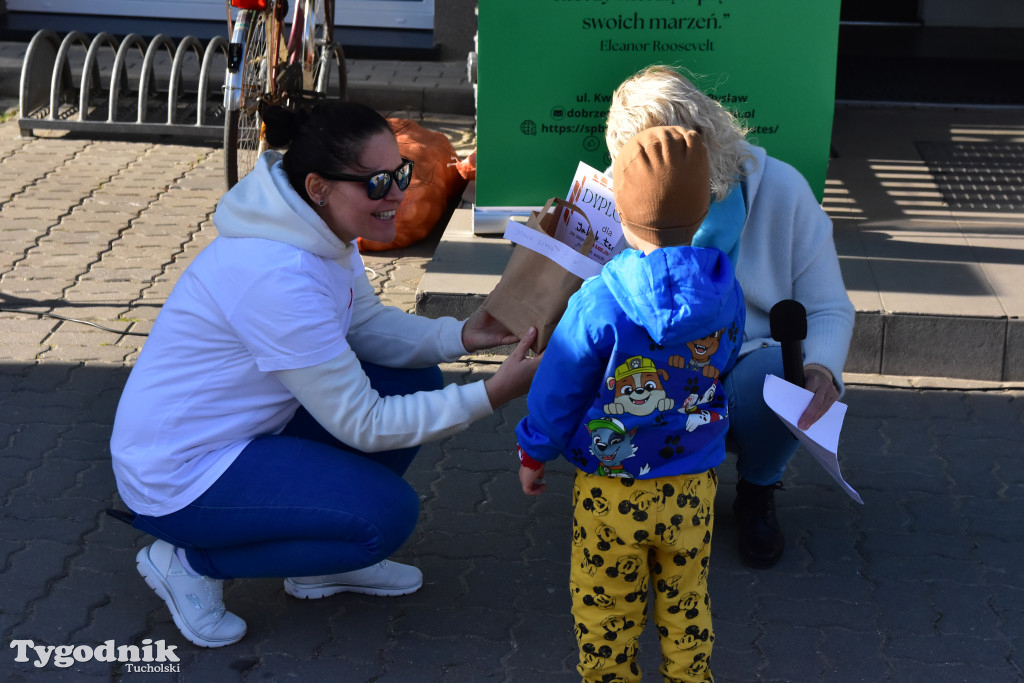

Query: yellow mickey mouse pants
[570,469,717,683]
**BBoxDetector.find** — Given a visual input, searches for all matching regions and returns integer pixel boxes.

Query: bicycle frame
[222,9,251,112]
[222,0,343,187]
[223,0,287,112]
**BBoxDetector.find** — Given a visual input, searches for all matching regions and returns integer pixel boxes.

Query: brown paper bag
[483,197,598,353]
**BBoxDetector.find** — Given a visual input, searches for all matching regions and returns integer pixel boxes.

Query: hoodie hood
[213,151,352,261]
[600,246,739,346]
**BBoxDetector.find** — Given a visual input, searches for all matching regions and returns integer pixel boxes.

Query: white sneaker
[136,540,247,647]
[283,560,423,599]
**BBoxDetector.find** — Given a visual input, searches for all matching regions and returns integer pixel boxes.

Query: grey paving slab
[860,229,1003,316]
[963,233,1024,319]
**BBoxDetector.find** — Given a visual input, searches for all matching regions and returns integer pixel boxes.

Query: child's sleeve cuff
[517,445,544,471]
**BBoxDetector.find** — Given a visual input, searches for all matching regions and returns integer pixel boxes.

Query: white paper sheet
[503,219,604,280]
[762,374,862,504]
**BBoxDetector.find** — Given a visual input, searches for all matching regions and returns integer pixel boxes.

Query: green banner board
[477,0,841,213]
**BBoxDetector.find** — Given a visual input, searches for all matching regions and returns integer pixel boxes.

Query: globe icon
[521,120,537,136]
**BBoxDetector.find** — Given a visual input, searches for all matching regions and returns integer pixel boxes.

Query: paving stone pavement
[1,115,1023,683]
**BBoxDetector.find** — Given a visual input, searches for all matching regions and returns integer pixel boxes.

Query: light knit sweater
[731,143,855,392]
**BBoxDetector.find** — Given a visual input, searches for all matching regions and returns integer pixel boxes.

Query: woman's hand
[484,327,540,409]
[798,364,838,430]
[519,463,547,495]
[461,303,520,353]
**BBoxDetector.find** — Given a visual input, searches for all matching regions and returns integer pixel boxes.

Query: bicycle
[222,0,347,188]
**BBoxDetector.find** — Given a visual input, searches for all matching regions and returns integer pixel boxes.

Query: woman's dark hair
[260,100,392,204]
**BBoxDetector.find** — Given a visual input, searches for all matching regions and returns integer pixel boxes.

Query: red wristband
[517,445,543,471]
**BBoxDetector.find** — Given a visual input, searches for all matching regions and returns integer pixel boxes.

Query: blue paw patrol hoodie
[516,245,744,479]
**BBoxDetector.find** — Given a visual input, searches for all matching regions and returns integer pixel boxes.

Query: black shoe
[733,479,785,568]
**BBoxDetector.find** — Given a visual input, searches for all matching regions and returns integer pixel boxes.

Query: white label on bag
[503,220,603,280]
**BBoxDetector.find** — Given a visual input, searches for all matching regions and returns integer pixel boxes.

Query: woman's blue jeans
[131,362,443,580]
[722,344,800,487]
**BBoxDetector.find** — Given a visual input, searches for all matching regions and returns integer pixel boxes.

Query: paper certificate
[554,161,626,265]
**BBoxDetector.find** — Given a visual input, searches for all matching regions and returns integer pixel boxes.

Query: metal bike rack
[19,30,228,141]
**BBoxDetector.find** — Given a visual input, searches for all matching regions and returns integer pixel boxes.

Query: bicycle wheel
[290,0,346,100]
[224,9,270,188]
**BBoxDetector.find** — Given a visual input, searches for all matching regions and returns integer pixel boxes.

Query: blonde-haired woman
[606,65,855,568]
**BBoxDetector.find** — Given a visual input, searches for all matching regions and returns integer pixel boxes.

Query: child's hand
[519,464,547,495]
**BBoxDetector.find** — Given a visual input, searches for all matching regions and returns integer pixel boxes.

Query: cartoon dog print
[605,356,674,416]
[668,328,725,379]
[678,381,726,432]
[587,418,638,478]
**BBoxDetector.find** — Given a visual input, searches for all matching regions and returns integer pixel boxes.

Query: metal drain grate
[915,141,1024,212]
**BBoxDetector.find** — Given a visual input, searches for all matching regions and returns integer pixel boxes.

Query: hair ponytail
[260,102,308,149]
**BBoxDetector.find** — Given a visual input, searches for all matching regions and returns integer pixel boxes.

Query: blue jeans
[722,344,800,487]
[131,362,443,580]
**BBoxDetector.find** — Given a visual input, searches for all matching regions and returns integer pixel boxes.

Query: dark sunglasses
[320,158,414,200]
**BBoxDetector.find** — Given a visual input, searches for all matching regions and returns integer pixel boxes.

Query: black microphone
[770,299,807,387]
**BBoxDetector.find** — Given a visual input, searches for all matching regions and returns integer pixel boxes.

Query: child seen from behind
[515,126,745,682]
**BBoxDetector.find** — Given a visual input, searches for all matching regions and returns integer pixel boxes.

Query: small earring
[317,199,325,207]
